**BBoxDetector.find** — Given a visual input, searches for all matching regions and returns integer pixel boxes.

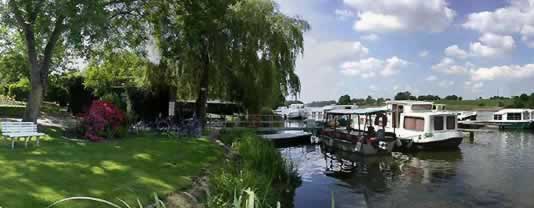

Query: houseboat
[307,104,359,122]
[384,101,464,150]
[490,109,533,129]
[319,108,398,156]
[275,104,307,119]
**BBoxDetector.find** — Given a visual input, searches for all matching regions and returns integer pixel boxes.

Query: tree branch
[29,0,45,23]
[9,0,38,67]
[40,15,65,86]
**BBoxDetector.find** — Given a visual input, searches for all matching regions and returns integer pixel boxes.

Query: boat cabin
[308,105,358,122]
[320,107,397,155]
[492,109,532,122]
[384,101,463,149]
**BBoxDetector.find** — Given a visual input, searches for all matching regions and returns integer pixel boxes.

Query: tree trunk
[196,48,210,129]
[23,65,44,122]
[168,86,177,118]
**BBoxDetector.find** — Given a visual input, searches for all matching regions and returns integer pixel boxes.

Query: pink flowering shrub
[82,100,126,141]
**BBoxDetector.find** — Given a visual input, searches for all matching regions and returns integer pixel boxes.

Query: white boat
[489,109,533,129]
[456,111,478,121]
[286,104,307,119]
[383,101,464,150]
[307,104,359,122]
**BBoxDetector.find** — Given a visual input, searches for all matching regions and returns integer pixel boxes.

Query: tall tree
[0,0,141,121]
[148,0,309,128]
[338,94,351,105]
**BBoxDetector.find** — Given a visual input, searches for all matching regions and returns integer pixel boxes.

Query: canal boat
[287,104,307,119]
[384,101,464,150]
[319,108,398,156]
[307,104,359,122]
[489,109,534,129]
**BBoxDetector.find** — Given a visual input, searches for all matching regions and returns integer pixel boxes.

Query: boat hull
[399,137,463,151]
[495,122,534,129]
[318,135,395,156]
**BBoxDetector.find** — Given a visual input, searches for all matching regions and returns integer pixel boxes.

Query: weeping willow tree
[147,0,309,127]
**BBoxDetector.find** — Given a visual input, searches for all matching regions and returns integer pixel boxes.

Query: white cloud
[419,50,429,57]
[335,9,355,20]
[431,57,471,75]
[465,81,484,92]
[341,56,408,78]
[469,33,515,57]
[444,34,515,59]
[444,45,468,59]
[463,1,534,47]
[361,34,379,41]
[470,64,534,81]
[426,75,437,81]
[344,0,455,32]
[354,12,404,32]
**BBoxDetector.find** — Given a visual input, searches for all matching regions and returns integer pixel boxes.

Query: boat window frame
[433,115,445,131]
[404,116,425,132]
[507,113,522,121]
[446,116,456,130]
[494,114,503,120]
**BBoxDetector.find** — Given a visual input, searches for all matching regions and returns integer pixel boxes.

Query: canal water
[280,130,534,208]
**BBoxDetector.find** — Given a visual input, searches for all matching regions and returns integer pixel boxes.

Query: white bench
[0,122,44,149]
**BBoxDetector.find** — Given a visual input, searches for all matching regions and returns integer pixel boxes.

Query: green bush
[7,78,30,101]
[209,129,300,208]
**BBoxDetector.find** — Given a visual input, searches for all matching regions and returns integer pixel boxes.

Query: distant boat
[274,104,307,119]
[489,109,534,129]
[456,111,478,121]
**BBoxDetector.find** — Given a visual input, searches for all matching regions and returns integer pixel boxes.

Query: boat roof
[327,107,388,115]
[403,111,457,117]
[495,108,532,114]
[385,100,433,105]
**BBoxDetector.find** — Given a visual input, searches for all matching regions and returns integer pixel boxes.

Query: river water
[280,130,534,208]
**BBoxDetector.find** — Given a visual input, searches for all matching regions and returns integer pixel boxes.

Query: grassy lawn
[0,102,70,118]
[0,128,222,208]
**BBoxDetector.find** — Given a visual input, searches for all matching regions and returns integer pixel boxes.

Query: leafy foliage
[210,129,300,208]
[337,94,351,105]
[82,100,126,141]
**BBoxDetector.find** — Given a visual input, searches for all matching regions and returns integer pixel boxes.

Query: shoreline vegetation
[209,129,301,208]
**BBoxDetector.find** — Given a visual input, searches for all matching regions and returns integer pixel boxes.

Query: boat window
[446,116,456,129]
[523,112,530,120]
[404,117,424,131]
[434,116,444,131]
[494,114,502,120]
[412,104,433,111]
[507,113,522,120]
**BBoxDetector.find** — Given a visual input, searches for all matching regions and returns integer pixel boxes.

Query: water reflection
[280,131,534,208]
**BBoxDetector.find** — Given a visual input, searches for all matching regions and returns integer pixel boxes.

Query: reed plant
[209,129,301,208]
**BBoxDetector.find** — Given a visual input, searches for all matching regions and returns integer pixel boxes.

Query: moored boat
[319,108,398,156]
[489,109,534,129]
[384,101,464,150]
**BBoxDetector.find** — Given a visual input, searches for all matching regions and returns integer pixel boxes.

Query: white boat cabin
[492,109,532,123]
[308,105,358,122]
[384,101,463,146]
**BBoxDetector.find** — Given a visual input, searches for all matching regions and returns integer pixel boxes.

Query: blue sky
[275,0,534,102]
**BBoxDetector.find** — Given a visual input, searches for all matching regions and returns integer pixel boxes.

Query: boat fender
[374,112,388,128]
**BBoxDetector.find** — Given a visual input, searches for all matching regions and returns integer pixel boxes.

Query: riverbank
[0,127,222,207]
[434,99,510,111]
[208,129,301,208]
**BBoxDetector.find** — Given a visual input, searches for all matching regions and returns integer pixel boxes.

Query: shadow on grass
[0,129,222,208]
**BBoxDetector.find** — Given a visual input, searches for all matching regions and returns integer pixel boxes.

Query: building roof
[327,107,388,115]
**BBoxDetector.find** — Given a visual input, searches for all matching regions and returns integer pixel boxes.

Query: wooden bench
[0,122,44,149]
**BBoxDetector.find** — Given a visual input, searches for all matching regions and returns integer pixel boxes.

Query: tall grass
[209,129,301,208]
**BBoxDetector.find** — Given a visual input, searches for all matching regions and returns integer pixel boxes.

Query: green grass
[0,128,222,208]
[0,102,71,118]
[435,99,512,110]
